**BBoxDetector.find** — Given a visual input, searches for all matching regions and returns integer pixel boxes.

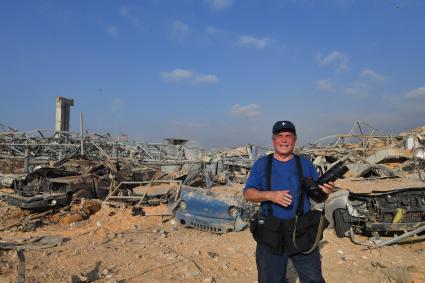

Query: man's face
[272,131,296,155]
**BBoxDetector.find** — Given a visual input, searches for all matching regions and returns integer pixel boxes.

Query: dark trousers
[256,244,325,283]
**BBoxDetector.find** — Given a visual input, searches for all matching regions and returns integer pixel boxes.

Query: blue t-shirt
[244,155,318,220]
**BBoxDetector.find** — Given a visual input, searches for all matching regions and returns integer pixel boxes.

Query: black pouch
[249,213,261,241]
[250,214,285,255]
[261,215,285,254]
[283,210,329,255]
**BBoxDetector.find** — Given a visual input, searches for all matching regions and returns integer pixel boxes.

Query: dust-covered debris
[1,119,425,282]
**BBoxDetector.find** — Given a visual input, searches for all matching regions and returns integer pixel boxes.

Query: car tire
[334,208,351,238]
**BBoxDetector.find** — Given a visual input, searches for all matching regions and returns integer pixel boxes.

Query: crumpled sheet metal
[0,235,68,250]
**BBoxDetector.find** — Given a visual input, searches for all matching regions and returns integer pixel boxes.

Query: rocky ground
[1,182,425,283]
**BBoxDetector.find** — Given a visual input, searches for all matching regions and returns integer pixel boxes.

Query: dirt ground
[1,182,425,283]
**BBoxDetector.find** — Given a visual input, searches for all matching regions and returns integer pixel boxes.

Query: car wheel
[334,208,351,238]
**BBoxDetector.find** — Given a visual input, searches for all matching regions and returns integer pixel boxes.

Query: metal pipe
[377,224,425,246]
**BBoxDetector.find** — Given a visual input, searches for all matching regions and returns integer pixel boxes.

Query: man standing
[244,121,334,283]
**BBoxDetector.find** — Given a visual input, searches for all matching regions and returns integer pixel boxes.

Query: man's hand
[318,181,335,195]
[243,188,292,207]
[266,190,293,207]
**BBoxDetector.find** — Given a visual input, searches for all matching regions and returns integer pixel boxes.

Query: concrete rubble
[1,112,425,281]
[0,123,266,234]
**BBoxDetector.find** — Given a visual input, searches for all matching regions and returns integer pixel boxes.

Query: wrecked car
[7,167,110,209]
[325,185,425,238]
[6,157,156,210]
[175,186,248,233]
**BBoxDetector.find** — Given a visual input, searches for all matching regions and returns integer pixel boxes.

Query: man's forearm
[243,188,271,203]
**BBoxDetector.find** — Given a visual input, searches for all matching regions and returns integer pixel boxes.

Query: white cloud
[315,79,335,93]
[405,86,425,99]
[230,104,261,117]
[171,20,191,39]
[107,25,118,37]
[317,50,349,72]
[161,68,219,84]
[161,68,193,82]
[360,69,386,82]
[236,35,271,49]
[205,0,234,11]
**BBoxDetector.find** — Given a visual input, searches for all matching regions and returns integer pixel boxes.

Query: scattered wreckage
[326,185,425,242]
[1,121,425,246]
[307,122,425,245]
[6,157,156,210]
[0,128,261,234]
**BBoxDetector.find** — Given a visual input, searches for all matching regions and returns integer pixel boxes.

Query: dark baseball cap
[272,120,296,135]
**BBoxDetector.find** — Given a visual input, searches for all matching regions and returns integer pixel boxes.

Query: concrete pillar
[55,96,74,132]
[24,148,30,174]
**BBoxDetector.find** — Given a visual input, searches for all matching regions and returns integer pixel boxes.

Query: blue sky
[1,0,425,147]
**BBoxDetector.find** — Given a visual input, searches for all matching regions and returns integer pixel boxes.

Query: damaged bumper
[7,193,69,209]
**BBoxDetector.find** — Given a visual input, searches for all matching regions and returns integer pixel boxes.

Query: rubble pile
[1,120,425,239]
[1,121,425,282]
[0,124,267,235]
[301,120,424,180]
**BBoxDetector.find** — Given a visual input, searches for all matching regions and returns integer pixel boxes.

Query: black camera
[303,161,349,203]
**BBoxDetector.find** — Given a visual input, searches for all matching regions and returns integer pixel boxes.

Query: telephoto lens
[305,161,349,203]
[317,161,349,186]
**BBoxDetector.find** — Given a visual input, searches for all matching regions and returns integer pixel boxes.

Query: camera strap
[294,154,306,216]
[265,153,274,217]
